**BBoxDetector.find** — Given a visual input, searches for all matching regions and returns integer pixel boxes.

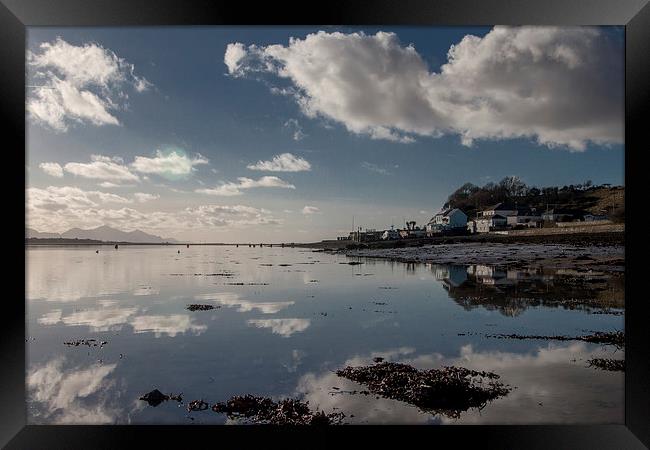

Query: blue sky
[26,26,624,242]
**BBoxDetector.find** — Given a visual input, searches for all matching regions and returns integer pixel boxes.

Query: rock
[140,389,169,407]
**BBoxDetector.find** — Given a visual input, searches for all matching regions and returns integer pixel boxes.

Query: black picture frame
[2,0,648,448]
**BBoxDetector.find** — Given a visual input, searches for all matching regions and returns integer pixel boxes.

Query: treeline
[444,176,624,220]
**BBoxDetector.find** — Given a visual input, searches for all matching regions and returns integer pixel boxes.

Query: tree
[499,176,528,197]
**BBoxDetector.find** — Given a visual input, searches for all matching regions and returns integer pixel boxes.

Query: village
[339,202,612,243]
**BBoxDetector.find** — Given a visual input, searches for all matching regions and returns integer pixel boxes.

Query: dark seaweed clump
[487,331,624,349]
[336,362,511,419]
[587,358,625,372]
[63,339,107,348]
[211,395,345,425]
[186,304,217,311]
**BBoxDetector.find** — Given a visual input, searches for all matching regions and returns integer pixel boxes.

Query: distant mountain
[26,228,62,239]
[28,225,179,243]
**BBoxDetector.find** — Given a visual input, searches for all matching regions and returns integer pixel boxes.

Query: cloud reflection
[196,292,293,314]
[247,318,311,337]
[294,343,624,424]
[130,314,207,337]
[27,357,119,424]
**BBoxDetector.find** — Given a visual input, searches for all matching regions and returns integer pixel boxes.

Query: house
[399,221,426,239]
[426,208,467,234]
[399,228,426,239]
[583,214,608,221]
[506,209,542,228]
[475,214,507,233]
[349,229,382,242]
[478,202,520,218]
[542,209,574,222]
[467,220,477,234]
[381,229,400,240]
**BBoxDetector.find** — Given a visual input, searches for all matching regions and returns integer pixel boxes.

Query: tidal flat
[26,244,623,424]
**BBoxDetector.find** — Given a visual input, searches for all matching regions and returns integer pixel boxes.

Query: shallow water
[26,245,624,424]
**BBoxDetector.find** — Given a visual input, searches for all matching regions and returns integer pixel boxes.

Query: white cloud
[27,186,132,211]
[194,184,242,197]
[26,195,282,235]
[302,205,320,215]
[196,176,295,196]
[131,150,208,178]
[98,182,127,188]
[27,37,151,132]
[133,192,159,203]
[224,42,249,75]
[226,27,623,151]
[247,318,311,337]
[247,153,311,172]
[39,162,64,178]
[64,155,140,182]
[361,162,390,175]
[284,119,307,141]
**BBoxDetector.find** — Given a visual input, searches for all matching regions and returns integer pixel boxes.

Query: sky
[25,26,625,243]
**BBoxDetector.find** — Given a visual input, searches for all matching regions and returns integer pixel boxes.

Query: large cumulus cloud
[225,27,623,151]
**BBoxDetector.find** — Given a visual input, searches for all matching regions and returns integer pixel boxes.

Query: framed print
[2,0,649,447]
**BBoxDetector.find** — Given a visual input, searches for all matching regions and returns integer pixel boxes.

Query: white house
[478,202,519,218]
[381,229,400,240]
[475,214,507,233]
[426,208,467,234]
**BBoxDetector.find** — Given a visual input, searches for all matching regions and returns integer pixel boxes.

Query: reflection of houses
[429,264,468,288]
[435,263,622,318]
[467,264,507,284]
[426,209,467,235]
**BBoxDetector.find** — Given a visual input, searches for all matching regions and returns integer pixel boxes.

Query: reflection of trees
[429,264,624,317]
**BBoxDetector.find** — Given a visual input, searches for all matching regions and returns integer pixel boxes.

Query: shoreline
[25,230,625,256]
[298,230,624,250]
[342,241,624,273]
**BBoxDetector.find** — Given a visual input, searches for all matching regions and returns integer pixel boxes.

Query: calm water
[26,245,624,424]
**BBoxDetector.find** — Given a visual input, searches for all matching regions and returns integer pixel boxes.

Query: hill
[26,225,179,243]
[444,177,624,221]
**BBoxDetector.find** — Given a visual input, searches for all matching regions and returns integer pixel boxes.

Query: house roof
[513,208,540,216]
[432,208,464,218]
